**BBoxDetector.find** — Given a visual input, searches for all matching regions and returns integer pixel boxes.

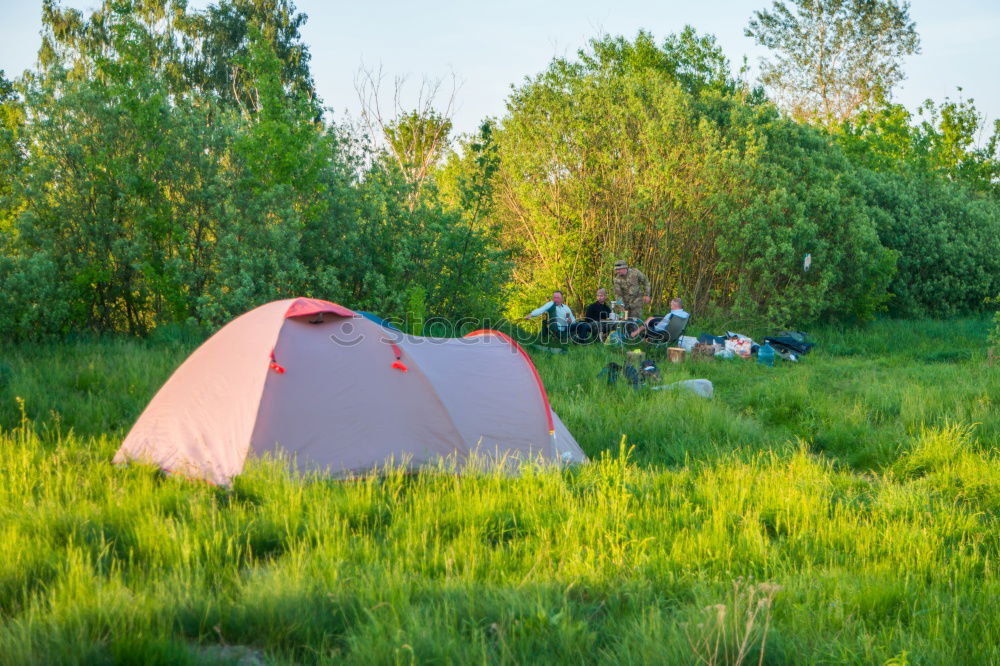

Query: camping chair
[646,314,689,348]
[571,320,598,344]
[537,312,573,347]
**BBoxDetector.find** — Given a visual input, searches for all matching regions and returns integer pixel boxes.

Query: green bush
[0,2,511,339]
[839,103,1000,317]
[489,31,895,327]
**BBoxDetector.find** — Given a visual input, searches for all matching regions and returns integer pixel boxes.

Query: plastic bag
[724,337,753,358]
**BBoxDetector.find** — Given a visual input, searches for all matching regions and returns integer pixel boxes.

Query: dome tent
[115,298,586,484]
[355,310,400,331]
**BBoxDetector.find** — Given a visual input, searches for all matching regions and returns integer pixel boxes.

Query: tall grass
[0,319,997,664]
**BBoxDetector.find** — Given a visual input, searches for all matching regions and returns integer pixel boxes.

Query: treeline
[491,30,1000,324]
[1,2,998,339]
[0,0,509,337]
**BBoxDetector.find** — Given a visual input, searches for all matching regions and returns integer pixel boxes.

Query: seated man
[629,298,690,342]
[523,290,582,342]
[578,287,613,342]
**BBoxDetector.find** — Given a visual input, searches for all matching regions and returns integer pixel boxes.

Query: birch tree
[746,0,920,128]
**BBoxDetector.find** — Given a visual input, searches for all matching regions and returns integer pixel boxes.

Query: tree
[0,1,514,339]
[0,70,25,232]
[746,0,920,128]
[581,27,744,96]
[839,96,1000,195]
[13,2,234,334]
[490,33,895,325]
[837,98,1000,317]
[383,110,453,194]
[355,67,458,202]
[915,97,1000,194]
[435,120,511,319]
[195,27,345,323]
[177,0,317,113]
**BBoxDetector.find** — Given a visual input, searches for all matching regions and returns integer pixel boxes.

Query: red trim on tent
[463,329,555,435]
[269,348,285,374]
[389,342,408,372]
[283,298,354,319]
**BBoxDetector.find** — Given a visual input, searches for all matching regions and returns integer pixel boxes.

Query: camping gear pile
[692,331,815,362]
[593,328,817,400]
[762,332,816,361]
[599,350,661,388]
[598,356,714,399]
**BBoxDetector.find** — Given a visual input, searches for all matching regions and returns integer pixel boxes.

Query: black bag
[763,334,815,356]
[598,361,641,388]
[639,359,661,382]
[598,362,622,386]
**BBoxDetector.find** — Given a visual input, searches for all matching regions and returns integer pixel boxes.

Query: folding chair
[647,314,689,348]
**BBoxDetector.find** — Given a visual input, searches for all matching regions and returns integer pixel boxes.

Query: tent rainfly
[115,298,586,484]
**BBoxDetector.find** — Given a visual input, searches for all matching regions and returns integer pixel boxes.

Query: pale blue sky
[2,0,997,139]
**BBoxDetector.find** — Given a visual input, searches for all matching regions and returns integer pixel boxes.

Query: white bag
[724,338,753,357]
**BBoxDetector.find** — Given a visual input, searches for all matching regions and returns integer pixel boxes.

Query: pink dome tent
[115,298,586,484]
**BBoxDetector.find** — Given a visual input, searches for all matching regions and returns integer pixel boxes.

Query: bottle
[757,341,775,367]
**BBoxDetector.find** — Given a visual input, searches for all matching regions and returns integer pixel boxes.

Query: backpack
[598,361,647,389]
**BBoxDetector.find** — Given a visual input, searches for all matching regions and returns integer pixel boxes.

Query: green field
[1,319,998,665]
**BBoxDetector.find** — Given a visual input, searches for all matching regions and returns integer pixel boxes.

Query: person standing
[612,260,651,320]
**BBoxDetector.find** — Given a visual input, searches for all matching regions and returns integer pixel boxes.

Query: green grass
[0,319,998,664]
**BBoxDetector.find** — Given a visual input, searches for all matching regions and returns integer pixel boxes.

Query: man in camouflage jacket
[612,259,651,319]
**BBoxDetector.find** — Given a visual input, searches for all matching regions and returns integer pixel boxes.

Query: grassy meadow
[0,319,998,664]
